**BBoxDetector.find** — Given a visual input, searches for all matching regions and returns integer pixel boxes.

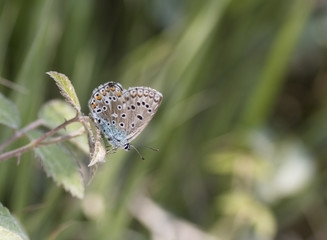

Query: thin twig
[0,119,44,151]
[0,115,85,162]
[39,129,85,146]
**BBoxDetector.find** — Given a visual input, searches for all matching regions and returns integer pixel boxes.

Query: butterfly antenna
[130,144,145,160]
[133,144,159,152]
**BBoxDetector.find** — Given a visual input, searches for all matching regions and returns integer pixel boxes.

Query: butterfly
[88,82,163,158]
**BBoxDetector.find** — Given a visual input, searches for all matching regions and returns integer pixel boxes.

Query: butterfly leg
[106,147,117,155]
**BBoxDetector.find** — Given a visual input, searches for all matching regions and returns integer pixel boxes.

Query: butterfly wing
[89,82,130,147]
[123,86,163,142]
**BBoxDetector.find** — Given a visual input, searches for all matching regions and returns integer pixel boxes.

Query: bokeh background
[1,0,327,239]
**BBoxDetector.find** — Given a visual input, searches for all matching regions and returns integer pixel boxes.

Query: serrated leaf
[46,71,81,113]
[39,100,88,153]
[27,130,84,198]
[0,202,29,240]
[0,92,20,128]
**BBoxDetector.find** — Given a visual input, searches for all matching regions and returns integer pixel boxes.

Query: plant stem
[0,119,44,151]
[0,115,88,162]
[39,129,85,146]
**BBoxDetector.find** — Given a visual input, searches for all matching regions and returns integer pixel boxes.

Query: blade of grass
[240,0,313,128]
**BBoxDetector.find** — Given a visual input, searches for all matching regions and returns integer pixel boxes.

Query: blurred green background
[1,0,327,239]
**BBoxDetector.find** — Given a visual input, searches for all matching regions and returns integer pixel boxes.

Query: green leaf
[27,130,84,199]
[39,100,88,153]
[88,123,106,167]
[0,202,29,240]
[0,92,20,128]
[46,71,81,113]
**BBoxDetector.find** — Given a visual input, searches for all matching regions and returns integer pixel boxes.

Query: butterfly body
[89,82,162,151]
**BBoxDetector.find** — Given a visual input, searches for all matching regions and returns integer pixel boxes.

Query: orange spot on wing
[91,104,96,108]
[117,92,121,97]
[111,87,115,91]
[102,92,106,96]
[138,93,142,97]
[96,95,102,100]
